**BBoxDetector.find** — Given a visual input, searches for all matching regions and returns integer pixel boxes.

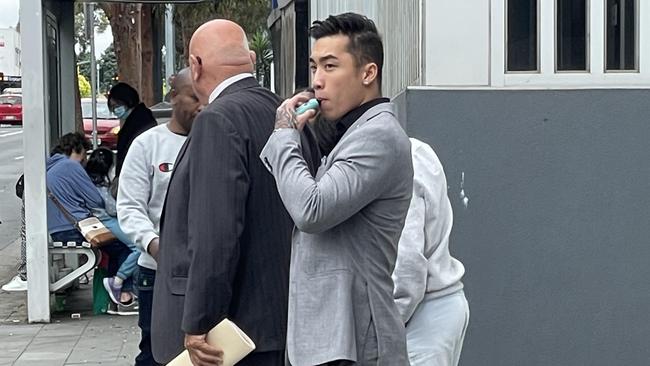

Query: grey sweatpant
[405,290,469,366]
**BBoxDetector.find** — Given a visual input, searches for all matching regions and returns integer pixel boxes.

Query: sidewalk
[0,238,140,365]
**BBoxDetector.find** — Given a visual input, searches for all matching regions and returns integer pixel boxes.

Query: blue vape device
[295,98,320,115]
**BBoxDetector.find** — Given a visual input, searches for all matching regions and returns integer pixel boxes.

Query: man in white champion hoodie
[392,137,469,366]
[117,68,202,365]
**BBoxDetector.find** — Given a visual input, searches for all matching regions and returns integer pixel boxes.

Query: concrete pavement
[0,125,24,251]
[0,226,140,365]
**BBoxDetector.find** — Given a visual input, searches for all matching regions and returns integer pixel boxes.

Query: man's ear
[189,55,201,82]
[249,50,257,65]
[362,62,378,86]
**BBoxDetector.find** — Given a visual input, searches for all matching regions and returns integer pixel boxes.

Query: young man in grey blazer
[261,12,413,366]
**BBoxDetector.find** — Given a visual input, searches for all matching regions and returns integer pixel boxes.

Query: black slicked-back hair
[310,12,384,88]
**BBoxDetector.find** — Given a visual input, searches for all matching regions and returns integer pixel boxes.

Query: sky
[0,0,112,58]
[0,0,20,29]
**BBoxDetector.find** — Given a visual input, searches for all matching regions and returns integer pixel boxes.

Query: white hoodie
[392,138,466,323]
[117,124,186,270]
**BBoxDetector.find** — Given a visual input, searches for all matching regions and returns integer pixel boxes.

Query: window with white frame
[556,0,588,72]
[505,0,639,75]
[506,0,538,72]
[606,0,637,71]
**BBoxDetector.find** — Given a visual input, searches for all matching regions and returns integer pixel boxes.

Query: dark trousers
[135,265,160,366]
[238,350,284,366]
[50,229,133,291]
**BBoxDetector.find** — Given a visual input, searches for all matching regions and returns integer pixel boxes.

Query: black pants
[238,350,285,366]
[135,265,160,366]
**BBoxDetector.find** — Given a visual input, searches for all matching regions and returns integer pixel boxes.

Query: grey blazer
[261,102,413,365]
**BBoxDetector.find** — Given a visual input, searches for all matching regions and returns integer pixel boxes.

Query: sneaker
[2,275,27,292]
[106,302,118,315]
[115,299,139,316]
[103,277,123,304]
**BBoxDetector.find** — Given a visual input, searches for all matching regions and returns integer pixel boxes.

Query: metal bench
[49,241,101,293]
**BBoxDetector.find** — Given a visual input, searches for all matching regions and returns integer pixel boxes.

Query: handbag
[47,189,117,248]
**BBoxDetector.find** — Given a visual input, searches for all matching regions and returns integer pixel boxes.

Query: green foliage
[78,74,92,98]
[77,50,91,82]
[98,44,118,94]
[74,3,109,54]
[249,29,273,88]
[173,0,271,69]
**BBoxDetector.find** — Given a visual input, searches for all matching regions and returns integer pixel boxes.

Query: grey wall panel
[401,89,650,366]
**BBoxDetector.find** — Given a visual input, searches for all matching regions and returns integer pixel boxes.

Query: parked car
[0,94,23,125]
[82,98,120,150]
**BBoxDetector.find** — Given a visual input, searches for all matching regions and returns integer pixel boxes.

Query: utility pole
[85,2,98,150]
[165,4,175,89]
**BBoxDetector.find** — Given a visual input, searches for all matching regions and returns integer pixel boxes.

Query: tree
[78,74,92,98]
[174,0,270,68]
[99,3,156,106]
[98,45,118,94]
[249,29,273,88]
[74,4,109,54]
[73,4,109,132]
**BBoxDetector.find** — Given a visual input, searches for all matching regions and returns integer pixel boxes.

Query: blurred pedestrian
[1,175,27,292]
[107,82,157,176]
[117,67,202,366]
[86,147,139,311]
[392,138,469,366]
[46,133,134,307]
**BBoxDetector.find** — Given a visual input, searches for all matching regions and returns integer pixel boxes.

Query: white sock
[113,276,124,287]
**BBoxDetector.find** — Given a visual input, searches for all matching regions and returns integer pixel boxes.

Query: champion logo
[159,162,174,172]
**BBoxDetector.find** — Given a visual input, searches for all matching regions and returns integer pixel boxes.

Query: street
[0,125,23,251]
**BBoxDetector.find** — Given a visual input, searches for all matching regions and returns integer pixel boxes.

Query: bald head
[188,20,256,104]
[170,67,202,135]
[172,67,193,92]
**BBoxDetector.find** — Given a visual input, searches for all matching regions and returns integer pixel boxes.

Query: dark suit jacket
[151,77,318,363]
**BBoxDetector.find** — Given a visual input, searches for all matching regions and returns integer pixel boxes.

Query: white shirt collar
[208,73,255,104]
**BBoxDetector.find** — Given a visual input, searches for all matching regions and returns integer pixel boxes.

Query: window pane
[557,0,587,71]
[606,0,637,71]
[507,0,538,72]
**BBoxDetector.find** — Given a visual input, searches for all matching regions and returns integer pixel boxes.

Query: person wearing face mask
[107,82,157,177]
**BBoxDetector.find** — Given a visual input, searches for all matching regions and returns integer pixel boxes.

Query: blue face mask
[114,105,128,119]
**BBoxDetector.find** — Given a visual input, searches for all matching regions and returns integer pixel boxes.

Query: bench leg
[49,249,100,293]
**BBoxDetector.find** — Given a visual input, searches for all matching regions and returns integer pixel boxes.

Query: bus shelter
[21,0,203,323]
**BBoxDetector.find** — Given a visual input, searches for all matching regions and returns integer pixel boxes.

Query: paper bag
[167,318,256,366]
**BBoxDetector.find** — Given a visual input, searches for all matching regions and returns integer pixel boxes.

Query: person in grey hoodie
[392,138,469,366]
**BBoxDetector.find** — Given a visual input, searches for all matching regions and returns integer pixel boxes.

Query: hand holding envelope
[167,319,256,366]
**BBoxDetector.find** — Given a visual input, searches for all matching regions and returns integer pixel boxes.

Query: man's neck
[167,118,188,136]
[358,90,383,106]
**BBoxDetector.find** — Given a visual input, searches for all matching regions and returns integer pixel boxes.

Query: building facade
[0,27,21,78]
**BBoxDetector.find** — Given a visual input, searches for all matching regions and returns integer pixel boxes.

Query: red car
[82,98,120,150]
[0,94,23,125]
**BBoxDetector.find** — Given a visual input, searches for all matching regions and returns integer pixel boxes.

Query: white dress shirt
[208,73,255,104]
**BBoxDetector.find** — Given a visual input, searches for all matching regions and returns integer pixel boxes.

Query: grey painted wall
[397,89,650,366]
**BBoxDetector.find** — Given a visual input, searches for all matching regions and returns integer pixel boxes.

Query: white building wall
[424,0,490,86]
[497,0,650,88]
[0,28,21,76]
[310,0,650,91]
